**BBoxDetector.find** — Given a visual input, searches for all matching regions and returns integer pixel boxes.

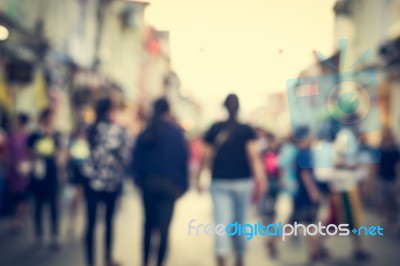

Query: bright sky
[145,0,336,121]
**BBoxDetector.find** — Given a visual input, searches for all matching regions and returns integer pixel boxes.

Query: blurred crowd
[0,94,399,266]
[252,119,400,263]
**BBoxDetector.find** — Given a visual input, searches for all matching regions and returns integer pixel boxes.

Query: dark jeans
[84,187,118,266]
[142,187,176,266]
[33,191,59,238]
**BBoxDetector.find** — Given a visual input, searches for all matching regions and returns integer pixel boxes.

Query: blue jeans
[210,178,253,257]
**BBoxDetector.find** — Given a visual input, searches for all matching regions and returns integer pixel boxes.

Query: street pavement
[0,185,399,266]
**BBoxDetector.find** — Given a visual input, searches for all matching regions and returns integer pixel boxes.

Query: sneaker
[353,250,371,262]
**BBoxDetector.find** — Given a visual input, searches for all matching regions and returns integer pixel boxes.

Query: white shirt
[330,128,362,192]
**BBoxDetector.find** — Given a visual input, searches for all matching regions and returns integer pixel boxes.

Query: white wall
[99,1,146,102]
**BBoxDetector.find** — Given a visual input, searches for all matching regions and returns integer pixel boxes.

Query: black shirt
[379,148,400,181]
[27,130,61,189]
[295,148,315,208]
[204,121,256,179]
[133,120,189,193]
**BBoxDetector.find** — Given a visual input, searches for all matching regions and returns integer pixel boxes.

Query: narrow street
[0,185,399,266]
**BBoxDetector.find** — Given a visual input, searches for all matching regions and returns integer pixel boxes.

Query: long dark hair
[88,98,114,147]
[142,97,170,144]
[95,98,113,123]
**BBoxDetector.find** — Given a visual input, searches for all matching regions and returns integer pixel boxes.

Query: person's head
[254,127,266,138]
[142,98,171,144]
[73,123,87,139]
[39,108,54,128]
[381,129,396,148]
[223,93,239,120]
[152,97,170,119]
[293,126,313,149]
[266,132,280,151]
[95,98,115,122]
[341,113,360,134]
[16,113,30,129]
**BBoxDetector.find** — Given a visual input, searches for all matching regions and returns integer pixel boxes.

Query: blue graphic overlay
[286,40,381,168]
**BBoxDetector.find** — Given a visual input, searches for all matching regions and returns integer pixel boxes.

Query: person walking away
[132,98,189,266]
[28,108,62,250]
[357,135,378,210]
[377,130,399,234]
[261,133,280,224]
[196,94,267,266]
[293,127,328,263]
[8,114,31,232]
[82,99,130,266]
[265,135,298,258]
[66,124,90,237]
[328,117,370,261]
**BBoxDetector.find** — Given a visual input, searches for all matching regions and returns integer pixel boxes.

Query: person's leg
[267,192,294,257]
[142,189,158,266]
[232,179,253,266]
[48,190,60,247]
[387,182,398,226]
[303,206,326,262]
[347,189,370,261]
[13,201,23,230]
[104,192,118,265]
[307,234,323,262]
[156,194,176,266]
[395,183,400,237]
[210,180,235,266]
[84,188,98,266]
[378,180,391,226]
[68,185,83,238]
[274,193,294,225]
[33,193,44,242]
[12,194,27,231]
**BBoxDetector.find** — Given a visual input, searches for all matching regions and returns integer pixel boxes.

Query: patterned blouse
[82,121,131,192]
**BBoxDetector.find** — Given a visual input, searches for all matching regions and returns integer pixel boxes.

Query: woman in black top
[132,98,189,266]
[197,94,266,266]
[28,108,62,249]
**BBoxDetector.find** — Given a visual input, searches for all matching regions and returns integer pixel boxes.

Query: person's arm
[56,133,69,184]
[300,169,321,203]
[395,151,400,184]
[195,125,216,192]
[26,133,37,161]
[119,128,133,168]
[246,140,267,197]
[334,160,359,170]
[195,143,212,192]
[333,131,359,171]
[177,132,190,194]
[131,137,143,187]
[277,145,290,167]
